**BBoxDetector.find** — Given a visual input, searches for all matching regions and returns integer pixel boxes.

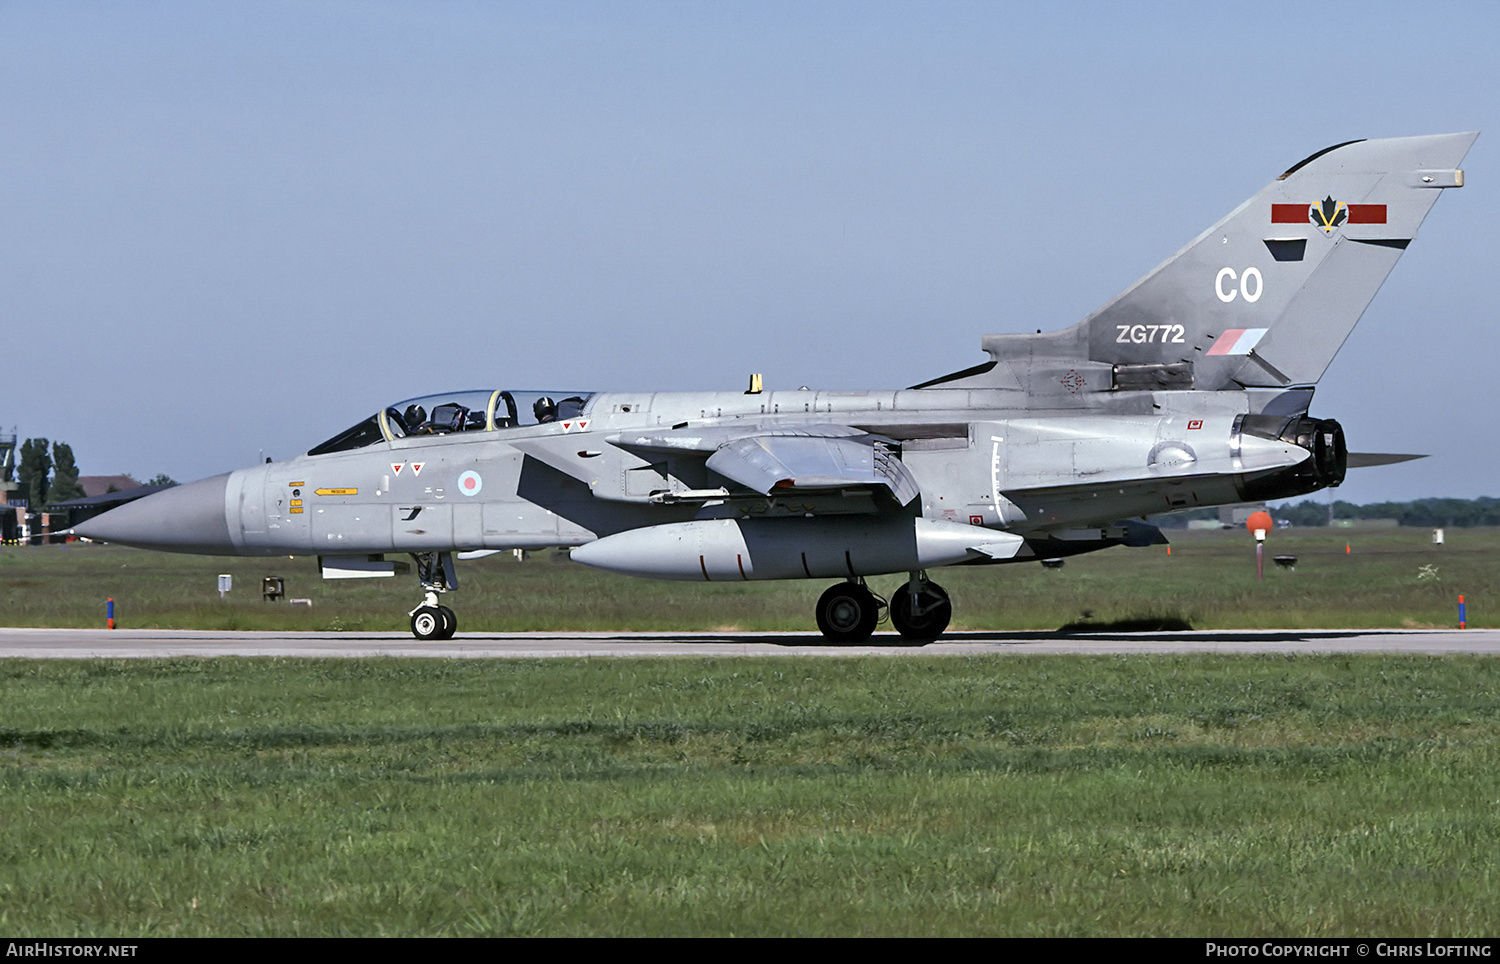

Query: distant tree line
[1274,497,1500,528]
[16,438,85,508]
[7,436,175,508]
[1154,496,1500,529]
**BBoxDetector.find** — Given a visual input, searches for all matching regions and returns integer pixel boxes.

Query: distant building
[0,431,16,508]
[1,466,152,544]
[79,475,142,498]
[1,432,19,542]
[1219,504,1269,527]
[7,475,156,542]
[50,484,171,528]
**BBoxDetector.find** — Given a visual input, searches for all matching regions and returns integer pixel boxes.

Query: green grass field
[0,525,1490,632]
[2,529,1494,935]
[2,656,1497,936]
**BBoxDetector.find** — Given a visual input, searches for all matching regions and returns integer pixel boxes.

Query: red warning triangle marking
[392,463,403,475]
[561,421,573,432]
[411,462,424,476]
[578,419,589,431]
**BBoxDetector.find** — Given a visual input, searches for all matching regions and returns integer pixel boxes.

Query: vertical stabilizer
[954,133,1476,394]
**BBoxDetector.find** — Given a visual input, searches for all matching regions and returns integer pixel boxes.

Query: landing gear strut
[889,572,951,642]
[408,551,458,640]
[815,580,884,643]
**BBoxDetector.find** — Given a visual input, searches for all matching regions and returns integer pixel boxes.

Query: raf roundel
[457,470,483,497]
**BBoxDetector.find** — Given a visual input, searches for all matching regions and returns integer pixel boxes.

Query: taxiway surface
[0,627,1495,658]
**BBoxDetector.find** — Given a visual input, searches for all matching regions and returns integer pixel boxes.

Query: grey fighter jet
[76,133,1476,642]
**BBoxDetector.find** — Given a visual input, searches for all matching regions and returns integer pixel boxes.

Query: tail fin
[940,133,1476,395]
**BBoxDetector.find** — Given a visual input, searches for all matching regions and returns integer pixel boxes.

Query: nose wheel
[410,604,457,640]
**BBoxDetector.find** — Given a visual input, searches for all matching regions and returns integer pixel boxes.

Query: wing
[514,422,920,509]
[704,434,919,507]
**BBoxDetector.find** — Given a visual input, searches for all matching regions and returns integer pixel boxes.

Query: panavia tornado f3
[76,132,1476,642]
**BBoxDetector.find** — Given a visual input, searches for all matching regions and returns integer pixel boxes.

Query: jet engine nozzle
[1292,416,1347,488]
[1234,414,1347,501]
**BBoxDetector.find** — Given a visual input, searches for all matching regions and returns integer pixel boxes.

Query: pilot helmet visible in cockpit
[533,396,558,423]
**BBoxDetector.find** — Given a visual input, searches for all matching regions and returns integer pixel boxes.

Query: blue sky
[2,0,1495,502]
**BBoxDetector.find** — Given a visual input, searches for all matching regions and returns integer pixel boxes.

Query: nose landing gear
[408,552,459,640]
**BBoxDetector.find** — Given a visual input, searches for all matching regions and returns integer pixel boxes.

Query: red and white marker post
[1246,510,1274,582]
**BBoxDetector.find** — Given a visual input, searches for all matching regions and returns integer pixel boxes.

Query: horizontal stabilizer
[1004,434,1311,497]
[1346,452,1426,468]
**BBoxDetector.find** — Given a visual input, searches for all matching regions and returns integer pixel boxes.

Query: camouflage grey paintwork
[75,133,1476,636]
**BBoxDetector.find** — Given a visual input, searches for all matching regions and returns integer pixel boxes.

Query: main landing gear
[889,572,952,642]
[815,581,883,643]
[814,572,951,644]
[408,551,458,640]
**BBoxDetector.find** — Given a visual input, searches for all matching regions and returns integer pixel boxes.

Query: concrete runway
[0,626,1495,658]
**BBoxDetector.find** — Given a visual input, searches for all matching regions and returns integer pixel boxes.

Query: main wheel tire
[816,583,879,643]
[436,605,458,639]
[889,581,952,642]
[411,606,445,640]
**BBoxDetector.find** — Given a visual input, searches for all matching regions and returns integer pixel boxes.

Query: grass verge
[2,655,1497,936]
[0,525,1491,631]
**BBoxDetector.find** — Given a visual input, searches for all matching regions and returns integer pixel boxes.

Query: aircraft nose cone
[74,474,237,554]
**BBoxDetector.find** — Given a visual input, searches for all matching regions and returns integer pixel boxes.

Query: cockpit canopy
[308,390,593,456]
